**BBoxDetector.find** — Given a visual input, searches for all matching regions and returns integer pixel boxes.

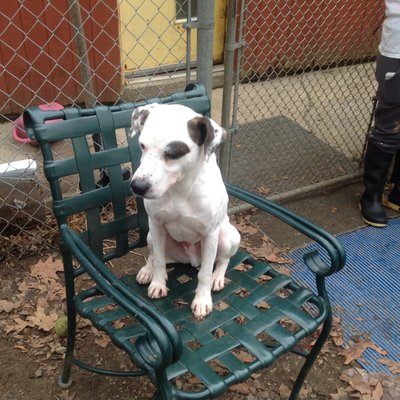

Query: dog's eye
[139,142,146,151]
[164,141,190,160]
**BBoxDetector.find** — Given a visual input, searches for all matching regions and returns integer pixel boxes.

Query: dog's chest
[147,198,213,243]
[165,218,205,243]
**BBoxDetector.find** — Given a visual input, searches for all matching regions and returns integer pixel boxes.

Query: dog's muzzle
[130,177,150,196]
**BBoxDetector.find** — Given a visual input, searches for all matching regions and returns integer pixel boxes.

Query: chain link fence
[223,0,384,200]
[1,0,384,261]
[0,0,199,261]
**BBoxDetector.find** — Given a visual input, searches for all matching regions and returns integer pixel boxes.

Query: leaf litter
[0,254,108,378]
[1,211,399,399]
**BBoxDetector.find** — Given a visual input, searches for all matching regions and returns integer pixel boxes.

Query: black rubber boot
[386,151,400,212]
[360,142,394,227]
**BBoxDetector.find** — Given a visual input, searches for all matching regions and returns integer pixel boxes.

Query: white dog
[129,103,240,319]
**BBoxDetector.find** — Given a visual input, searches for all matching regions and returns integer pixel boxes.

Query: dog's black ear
[129,105,153,137]
[188,116,226,161]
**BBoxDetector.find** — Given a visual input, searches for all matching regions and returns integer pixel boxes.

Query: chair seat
[75,251,328,398]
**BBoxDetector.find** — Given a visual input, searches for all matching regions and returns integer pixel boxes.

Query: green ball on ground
[54,316,68,337]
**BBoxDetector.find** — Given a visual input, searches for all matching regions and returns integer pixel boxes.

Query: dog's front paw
[211,272,225,292]
[136,266,153,285]
[148,282,168,299]
[191,293,213,320]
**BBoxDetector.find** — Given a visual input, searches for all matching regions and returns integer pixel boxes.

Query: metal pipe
[185,0,193,82]
[220,0,238,181]
[231,0,246,129]
[228,171,363,214]
[196,0,215,100]
[67,0,96,108]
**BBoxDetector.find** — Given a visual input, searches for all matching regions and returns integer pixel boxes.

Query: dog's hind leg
[191,229,220,319]
[212,220,241,292]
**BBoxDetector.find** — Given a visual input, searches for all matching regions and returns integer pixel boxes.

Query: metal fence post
[196,0,215,101]
[67,0,96,108]
[220,0,239,181]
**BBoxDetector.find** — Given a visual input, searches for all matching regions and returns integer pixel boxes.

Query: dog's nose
[130,178,150,196]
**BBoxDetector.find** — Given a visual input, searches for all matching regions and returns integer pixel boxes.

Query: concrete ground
[251,178,398,251]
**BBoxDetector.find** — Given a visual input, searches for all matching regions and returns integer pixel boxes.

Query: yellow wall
[119,0,226,72]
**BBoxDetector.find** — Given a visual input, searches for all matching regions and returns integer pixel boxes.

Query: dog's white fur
[129,103,240,319]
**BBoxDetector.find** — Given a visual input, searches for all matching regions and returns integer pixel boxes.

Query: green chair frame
[24,83,346,399]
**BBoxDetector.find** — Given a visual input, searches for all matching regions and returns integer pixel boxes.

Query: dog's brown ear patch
[188,116,215,148]
[129,108,150,137]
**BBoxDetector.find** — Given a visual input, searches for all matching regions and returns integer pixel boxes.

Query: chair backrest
[23,83,211,260]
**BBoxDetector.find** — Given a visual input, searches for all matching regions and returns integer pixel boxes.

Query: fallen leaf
[256,300,271,310]
[113,320,125,329]
[330,386,351,399]
[340,368,384,399]
[372,382,383,400]
[229,382,252,395]
[234,263,251,272]
[378,358,400,374]
[214,301,229,311]
[244,236,293,265]
[330,319,344,347]
[213,328,226,338]
[234,350,255,363]
[55,391,76,400]
[255,185,272,196]
[173,299,189,308]
[30,256,64,282]
[14,344,29,352]
[27,307,59,332]
[339,341,388,365]
[95,334,111,349]
[279,384,292,398]
[177,274,191,284]
[0,299,20,313]
[256,274,272,284]
[5,317,30,334]
[236,315,247,325]
[235,288,250,298]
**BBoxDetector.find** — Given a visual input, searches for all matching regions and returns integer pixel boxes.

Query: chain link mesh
[0,0,194,261]
[228,0,384,195]
[0,0,384,261]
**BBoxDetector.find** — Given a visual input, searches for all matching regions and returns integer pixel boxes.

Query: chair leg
[58,252,76,389]
[289,313,332,400]
[58,308,76,389]
[152,371,175,400]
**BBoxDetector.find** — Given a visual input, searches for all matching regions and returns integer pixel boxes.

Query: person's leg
[386,150,400,211]
[360,141,393,227]
[361,54,400,226]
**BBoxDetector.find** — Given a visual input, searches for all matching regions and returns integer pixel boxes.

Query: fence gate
[221,0,384,201]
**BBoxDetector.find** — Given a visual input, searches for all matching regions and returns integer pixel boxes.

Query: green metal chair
[24,83,346,399]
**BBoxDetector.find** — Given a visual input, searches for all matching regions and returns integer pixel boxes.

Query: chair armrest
[226,184,346,277]
[60,224,182,369]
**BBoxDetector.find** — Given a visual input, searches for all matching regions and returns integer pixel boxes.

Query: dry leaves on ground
[338,368,400,400]
[232,213,294,266]
[339,336,388,365]
[378,359,400,375]
[0,254,119,377]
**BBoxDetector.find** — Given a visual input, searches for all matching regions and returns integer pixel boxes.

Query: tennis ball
[54,315,68,337]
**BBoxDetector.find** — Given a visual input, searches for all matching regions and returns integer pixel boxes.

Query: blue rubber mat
[289,217,400,374]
